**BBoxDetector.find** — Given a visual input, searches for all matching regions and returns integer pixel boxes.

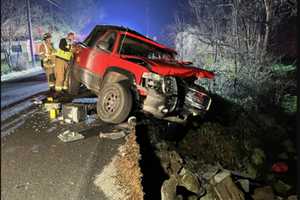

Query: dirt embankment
[134,93,297,199]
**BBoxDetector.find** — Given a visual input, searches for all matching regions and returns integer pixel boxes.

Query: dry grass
[115,128,144,200]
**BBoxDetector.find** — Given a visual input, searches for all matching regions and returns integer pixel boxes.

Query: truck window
[118,35,175,59]
[102,32,117,52]
[83,28,107,47]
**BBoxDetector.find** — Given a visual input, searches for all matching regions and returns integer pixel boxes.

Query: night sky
[83,0,187,44]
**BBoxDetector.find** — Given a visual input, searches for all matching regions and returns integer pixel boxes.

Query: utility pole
[145,0,149,37]
[26,0,35,68]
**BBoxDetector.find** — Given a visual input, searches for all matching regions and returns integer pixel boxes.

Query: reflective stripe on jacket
[56,48,72,61]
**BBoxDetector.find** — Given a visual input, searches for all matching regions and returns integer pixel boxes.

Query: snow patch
[1,67,44,82]
[1,119,25,138]
[94,154,127,200]
[72,98,97,104]
[1,100,33,122]
[1,83,48,108]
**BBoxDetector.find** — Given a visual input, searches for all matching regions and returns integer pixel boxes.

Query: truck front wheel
[97,83,132,124]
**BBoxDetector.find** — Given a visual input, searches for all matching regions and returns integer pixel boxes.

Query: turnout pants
[45,67,55,88]
[55,57,70,91]
[41,60,55,89]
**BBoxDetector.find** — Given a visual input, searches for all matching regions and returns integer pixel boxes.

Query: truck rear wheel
[97,83,132,124]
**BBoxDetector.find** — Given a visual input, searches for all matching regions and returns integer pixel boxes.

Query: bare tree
[171,0,297,110]
[1,0,103,73]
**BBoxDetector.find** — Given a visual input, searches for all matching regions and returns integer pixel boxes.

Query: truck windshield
[118,35,175,60]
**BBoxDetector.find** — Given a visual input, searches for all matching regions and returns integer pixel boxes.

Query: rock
[161,175,178,200]
[293,155,297,160]
[187,195,199,200]
[199,188,215,200]
[246,164,258,179]
[178,168,202,195]
[210,171,245,200]
[252,186,274,200]
[201,165,220,180]
[169,151,183,174]
[273,180,292,196]
[287,195,298,200]
[251,148,266,166]
[155,141,169,151]
[212,171,231,184]
[282,140,296,153]
[237,179,250,193]
[278,152,289,160]
[176,195,184,200]
[156,150,183,175]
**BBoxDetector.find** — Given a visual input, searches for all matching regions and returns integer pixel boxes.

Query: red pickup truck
[69,25,214,124]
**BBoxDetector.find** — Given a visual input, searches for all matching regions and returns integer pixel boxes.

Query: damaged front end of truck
[135,58,214,124]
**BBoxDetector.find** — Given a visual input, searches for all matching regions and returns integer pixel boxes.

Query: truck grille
[184,87,211,110]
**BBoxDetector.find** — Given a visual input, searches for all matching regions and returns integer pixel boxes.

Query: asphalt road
[1,73,48,109]
[1,104,126,200]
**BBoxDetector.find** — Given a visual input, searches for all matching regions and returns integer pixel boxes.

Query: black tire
[68,68,80,95]
[97,82,132,124]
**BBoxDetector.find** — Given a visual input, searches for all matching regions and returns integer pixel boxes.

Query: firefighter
[39,33,56,91]
[55,32,75,92]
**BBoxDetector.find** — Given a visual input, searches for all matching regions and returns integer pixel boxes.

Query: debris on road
[31,144,40,153]
[127,116,137,128]
[57,130,85,142]
[32,99,43,105]
[99,130,127,140]
[31,95,46,105]
[44,102,61,111]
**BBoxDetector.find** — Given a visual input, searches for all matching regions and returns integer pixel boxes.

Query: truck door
[90,31,117,75]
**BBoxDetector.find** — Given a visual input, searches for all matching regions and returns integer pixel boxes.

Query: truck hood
[147,59,214,79]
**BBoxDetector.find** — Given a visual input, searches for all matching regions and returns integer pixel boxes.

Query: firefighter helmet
[43,33,52,40]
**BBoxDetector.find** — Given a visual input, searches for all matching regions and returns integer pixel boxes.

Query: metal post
[26,0,35,68]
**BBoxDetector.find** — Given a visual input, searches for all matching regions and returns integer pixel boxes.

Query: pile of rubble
[142,116,297,200]
[155,141,296,200]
